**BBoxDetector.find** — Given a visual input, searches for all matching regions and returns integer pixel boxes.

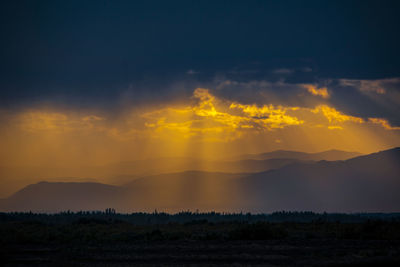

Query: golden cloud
[141,88,305,141]
[229,103,303,129]
[311,105,364,124]
[303,84,330,98]
[1,87,399,171]
[10,88,400,145]
[327,125,344,130]
[368,118,400,130]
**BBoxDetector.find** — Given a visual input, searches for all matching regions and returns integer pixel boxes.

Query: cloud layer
[1,84,399,167]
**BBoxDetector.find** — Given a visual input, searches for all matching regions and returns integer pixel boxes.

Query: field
[1,212,400,266]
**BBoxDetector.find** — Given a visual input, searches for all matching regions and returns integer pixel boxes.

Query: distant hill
[0,182,121,213]
[236,149,362,161]
[0,148,398,213]
[0,172,242,213]
[0,150,358,196]
[106,150,360,177]
[102,157,304,180]
[236,147,400,212]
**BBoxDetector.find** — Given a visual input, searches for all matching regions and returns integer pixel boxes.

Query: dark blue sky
[1,0,400,110]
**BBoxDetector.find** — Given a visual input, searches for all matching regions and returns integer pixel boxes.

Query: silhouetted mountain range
[0,148,398,213]
[236,147,400,212]
[0,182,120,213]
[0,149,361,198]
[235,149,362,161]
[104,157,307,177]
[107,149,361,176]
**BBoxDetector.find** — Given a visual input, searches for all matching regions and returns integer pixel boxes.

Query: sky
[0,0,400,169]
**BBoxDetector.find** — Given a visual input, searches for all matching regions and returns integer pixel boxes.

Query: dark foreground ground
[2,240,400,266]
[1,212,400,266]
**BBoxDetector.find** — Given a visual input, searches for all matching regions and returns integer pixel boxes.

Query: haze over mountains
[237,148,400,212]
[108,150,361,176]
[0,149,361,198]
[233,150,362,161]
[1,148,399,213]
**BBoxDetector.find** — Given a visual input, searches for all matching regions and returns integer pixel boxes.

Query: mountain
[110,149,361,176]
[105,157,303,178]
[0,182,122,213]
[236,147,400,212]
[0,150,355,194]
[0,171,242,213]
[208,158,306,173]
[0,148,398,213]
[236,149,362,161]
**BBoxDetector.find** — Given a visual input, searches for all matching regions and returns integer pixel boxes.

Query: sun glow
[0,88,399,170]
[0,87,399,199]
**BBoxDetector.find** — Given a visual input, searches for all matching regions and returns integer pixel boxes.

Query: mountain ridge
[1,147,398,213]
[235,149,362,161]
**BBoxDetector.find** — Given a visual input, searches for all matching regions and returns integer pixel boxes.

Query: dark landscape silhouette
[1,148,399,213]
[2,210,400,265]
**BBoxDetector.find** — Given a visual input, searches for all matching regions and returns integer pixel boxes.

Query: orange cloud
[229,103,303,129]
[303,84,330,98]
[328,125,344,130]
[8,88,399,146]
[311,105,364,124]
[1,88,400,172]
[368,118,400,130]
[141,89,304,141]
